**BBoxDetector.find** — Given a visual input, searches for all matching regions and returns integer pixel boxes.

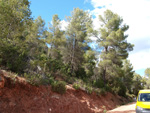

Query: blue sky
[29,0,94,26]
[29,0,150,76]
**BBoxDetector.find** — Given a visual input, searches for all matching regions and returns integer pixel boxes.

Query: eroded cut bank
[0,70,128,113]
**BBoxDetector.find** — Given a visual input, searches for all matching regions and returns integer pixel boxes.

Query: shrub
[100,88,106,95]
[94,88,106,96]
[73,83,80,90]
[24,73,42,86]
[52,81,66,94]
[66,76,75,84]
[94,79,105,88]
[104,84,111,92]
[112,81,126,97]
[118,83,126,97]
[0,42,28,74]
[86,86,93,94]
[49,76,55,85]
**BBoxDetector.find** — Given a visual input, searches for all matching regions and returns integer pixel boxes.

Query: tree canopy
[1,0,145,97]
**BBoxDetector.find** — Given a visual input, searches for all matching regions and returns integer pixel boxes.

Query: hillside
[0,70,128,113]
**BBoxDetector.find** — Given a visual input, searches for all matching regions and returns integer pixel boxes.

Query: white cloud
[128,49,150,70]
[84,0,90,4]
[89,0,150,71]
[60,20,69,31]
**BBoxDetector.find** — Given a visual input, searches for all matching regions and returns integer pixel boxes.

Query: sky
[29,0,150,76]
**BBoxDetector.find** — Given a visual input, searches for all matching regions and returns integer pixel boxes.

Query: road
[107,102,136,113]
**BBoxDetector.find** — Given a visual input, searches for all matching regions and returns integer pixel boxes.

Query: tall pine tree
[97,10,134,85]
[61,8,92,76]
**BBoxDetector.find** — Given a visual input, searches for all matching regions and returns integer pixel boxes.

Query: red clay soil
[0,70,128,113]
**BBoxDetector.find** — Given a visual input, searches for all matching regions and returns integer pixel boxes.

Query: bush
[73,83,80,90]
[49,76,55,85]
[0,42,28,74]
[65,76,76,84]
[94,79,105,88]
[24,73,43,86]
[104,84,111,92]
[94,88,106,96]
[52,81,66,94]
[111,81,126,97]
[118,83,126,97]
[100,88,106,95]
[86,86,93,94]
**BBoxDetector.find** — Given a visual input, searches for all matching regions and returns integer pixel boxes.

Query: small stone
[9,102,16,107]
[49,108,52,112]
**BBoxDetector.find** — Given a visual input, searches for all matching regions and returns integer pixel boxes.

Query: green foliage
[94,88,106,96]
[94,79,105,88]
[118,82,126,97]
[23,73,55,86]
[86,86,93,94]
[145,68,150,78]
[122,60,134,93]
[0,0,140,98]
[110,77,126,97]
[99,88,107,95]
[49,76,55,85]
[73,83,80,90]
[24,73,45,85]
[132,73,145,95]
[52,81,66,94]
[96,10,134,86]
[144,68,150,89]
[0,42,28,73]
[45,15,65,60]
[60,8,93,76]
[83,50,96,77]
[0,0,32,41]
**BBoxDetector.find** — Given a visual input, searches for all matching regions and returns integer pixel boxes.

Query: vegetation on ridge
[0,0,149,96]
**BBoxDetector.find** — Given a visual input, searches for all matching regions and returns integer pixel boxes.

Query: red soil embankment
[0,70,127,113]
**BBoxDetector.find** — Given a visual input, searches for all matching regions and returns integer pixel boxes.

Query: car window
[138,93,150,102]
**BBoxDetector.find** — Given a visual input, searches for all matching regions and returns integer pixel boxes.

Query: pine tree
[0,0,32,73]
[122,59,134,92]
[61,8,92,76]
[25,16,48,74]
[97,10,134,85]
[46,15,65,59]
[0,0,32,41]
[132,73,144,95]
[144,68,150,89]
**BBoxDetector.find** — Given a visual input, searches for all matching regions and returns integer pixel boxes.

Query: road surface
[107,102,136,113]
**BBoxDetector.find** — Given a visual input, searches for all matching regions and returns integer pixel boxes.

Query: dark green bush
[65,76,76,84]
[52,81,66,94]
[104,84,111,92]
[94,79,105,88]
[118,83,126,97]
[0,42,28,74]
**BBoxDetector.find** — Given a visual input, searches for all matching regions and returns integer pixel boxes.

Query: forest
[0,0,149,97]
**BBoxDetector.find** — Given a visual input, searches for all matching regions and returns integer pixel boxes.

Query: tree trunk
[102,68,106,86]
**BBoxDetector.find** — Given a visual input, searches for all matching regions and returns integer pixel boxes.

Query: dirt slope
[0,70,128,113]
